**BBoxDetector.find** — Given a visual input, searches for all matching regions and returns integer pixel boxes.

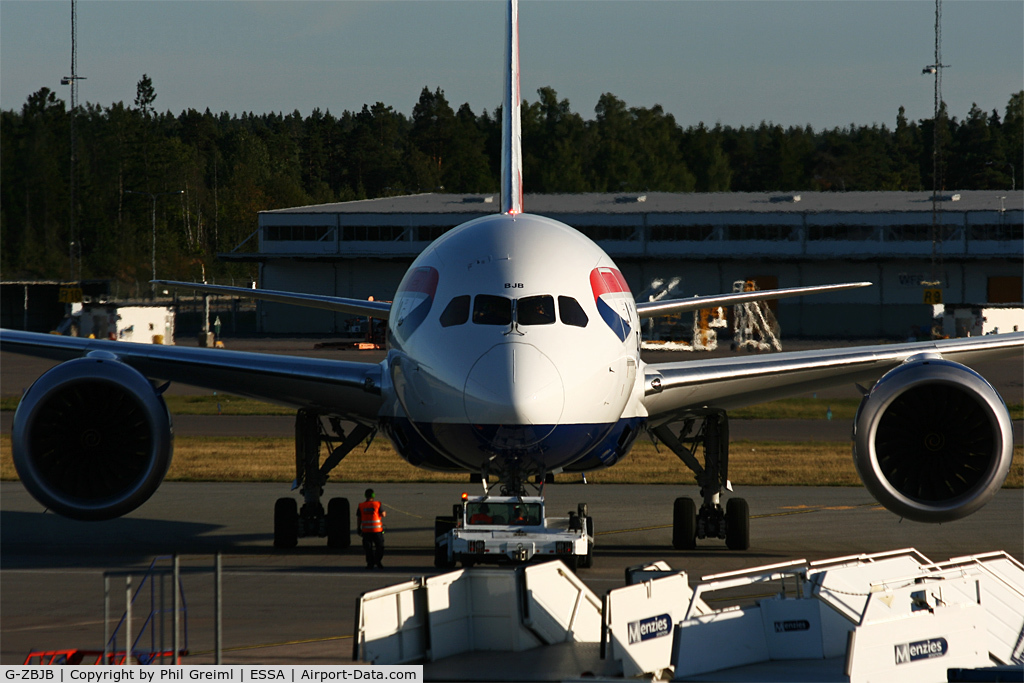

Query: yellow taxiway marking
[190,634,352,656]
[382,502,430,520]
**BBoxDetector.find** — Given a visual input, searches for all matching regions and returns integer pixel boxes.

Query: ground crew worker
[512,505,528,525]
[469,503,492,524]
[356,488,386,569]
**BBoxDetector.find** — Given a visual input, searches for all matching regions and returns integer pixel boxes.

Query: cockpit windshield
[517,295,555,325]
[441,295,588,329]
[473,295,512,325]
[558,296,588,327]
[439,295,470,327]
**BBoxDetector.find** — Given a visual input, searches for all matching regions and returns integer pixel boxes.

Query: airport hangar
[221,191,1023,338]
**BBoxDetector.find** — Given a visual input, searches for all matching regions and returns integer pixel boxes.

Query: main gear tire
[673,497,697,550]
[725,498,750,551]
[274,497,298,549]
[327,497,351,549]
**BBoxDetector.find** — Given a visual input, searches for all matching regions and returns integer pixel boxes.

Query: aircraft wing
[636,282,871,319]
[154,280,392,319]
[642,332,1024,424]
[0,329,384,423]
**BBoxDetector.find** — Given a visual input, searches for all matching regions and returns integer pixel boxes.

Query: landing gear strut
[653,411,749,551]
[273,409,374,549]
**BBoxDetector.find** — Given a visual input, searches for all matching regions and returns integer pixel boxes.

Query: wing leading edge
[0,329,383,422]
[636,282,871,319]
[643,332,1024,423]
[153,280,392,320]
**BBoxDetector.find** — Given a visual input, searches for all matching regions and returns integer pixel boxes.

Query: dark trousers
[362,531,384,567]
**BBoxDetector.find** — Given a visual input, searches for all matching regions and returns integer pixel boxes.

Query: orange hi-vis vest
[358,500,384,533]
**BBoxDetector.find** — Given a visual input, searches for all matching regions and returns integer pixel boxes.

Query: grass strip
[2,435,1020,488]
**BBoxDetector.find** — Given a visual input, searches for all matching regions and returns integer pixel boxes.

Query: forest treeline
[1,77,1021,291]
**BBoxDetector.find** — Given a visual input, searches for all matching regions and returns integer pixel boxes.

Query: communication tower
[922,0,949,297]
[61,0,86,281]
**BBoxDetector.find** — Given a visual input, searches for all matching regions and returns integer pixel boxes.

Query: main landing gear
[652,411,750,551]
[273,409,374,549]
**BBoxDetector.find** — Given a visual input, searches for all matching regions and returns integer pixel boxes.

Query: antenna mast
[922,0,948,292]
[62,0,86,281]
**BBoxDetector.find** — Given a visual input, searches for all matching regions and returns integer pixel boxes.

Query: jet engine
[853,354,1013,523]
[12,353,173,520]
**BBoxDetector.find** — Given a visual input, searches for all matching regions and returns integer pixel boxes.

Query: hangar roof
[261,191,1021,216]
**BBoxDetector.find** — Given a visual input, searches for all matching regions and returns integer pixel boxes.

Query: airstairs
[355,561,602,661]
[357,549,1024,682]
[618,548,1024,682]
[731,279,782,352]
[639,278,783,352]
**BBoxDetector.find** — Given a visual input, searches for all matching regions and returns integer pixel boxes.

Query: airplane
[1,0,1020,555]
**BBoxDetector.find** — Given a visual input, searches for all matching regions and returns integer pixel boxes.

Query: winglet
[501,0,523,215]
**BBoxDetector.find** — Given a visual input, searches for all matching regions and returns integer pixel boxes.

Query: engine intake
[12,354,173,520]
[853,355,1013,523]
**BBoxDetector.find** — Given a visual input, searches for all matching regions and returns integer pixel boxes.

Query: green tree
[950,103,1004,189]
[3,85,1021,288]
[590,93,640,191]
[631,105,693,191]
[523,87,587,192]
[408,87,455,191]
[443,103,494,193]
[892,107,922,190]
[682,123,731,192]
[134,74,156,117]
[0,88,69,277]
[344,103,407,198]
[920,102,954,192]
[987,90,1019,191]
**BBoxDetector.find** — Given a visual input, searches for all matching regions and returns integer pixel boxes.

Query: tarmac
[2,482,1022,667]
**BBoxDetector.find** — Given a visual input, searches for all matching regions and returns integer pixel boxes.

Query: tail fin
[501,0,523,215]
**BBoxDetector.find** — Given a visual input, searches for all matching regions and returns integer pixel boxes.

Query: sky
[1,1,1021,131]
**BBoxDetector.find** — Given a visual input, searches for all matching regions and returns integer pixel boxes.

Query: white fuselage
[380,212,647,477]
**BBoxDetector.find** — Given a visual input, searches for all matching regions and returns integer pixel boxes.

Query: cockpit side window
[439,295,471,327]
[518,295,555,326]
[473,295,512,325]
[558,296,589,327]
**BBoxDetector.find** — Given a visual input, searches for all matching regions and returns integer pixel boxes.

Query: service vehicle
[434,495,594,571]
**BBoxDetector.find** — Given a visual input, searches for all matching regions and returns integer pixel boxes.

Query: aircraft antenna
[61,0,86,281]
[922,0,948,295]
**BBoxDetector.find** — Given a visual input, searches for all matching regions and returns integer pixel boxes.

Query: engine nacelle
[12,353,173,520]
[853,354,1013,523]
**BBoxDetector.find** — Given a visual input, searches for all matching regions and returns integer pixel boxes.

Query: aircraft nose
[464,342,564,434]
